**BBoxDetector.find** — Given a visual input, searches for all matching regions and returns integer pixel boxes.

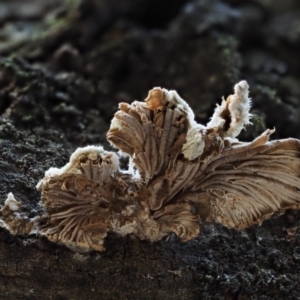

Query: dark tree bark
[1,0,300,299]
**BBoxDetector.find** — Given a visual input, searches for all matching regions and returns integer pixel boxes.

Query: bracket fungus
[1,81,300,252]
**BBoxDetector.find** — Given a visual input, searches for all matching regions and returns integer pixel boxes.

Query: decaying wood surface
[1,1,300,299]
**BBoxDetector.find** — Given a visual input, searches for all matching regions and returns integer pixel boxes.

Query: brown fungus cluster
[1,81,300,252]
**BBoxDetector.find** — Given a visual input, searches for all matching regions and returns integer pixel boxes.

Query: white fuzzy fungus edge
[207,80,252,138]
[36,145,120,189]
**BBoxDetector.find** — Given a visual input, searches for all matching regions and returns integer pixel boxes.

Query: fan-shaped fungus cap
[38,147,125,252]
[1,81,300,252]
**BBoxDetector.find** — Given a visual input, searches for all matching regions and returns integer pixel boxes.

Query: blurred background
[1,0,300,145]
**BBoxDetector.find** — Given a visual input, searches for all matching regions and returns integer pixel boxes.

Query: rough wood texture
[1,0,300,299]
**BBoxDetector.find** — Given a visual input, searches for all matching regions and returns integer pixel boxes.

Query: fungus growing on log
[1,81,300,252]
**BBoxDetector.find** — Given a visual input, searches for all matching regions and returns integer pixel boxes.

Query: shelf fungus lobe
[1,81,300,252]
